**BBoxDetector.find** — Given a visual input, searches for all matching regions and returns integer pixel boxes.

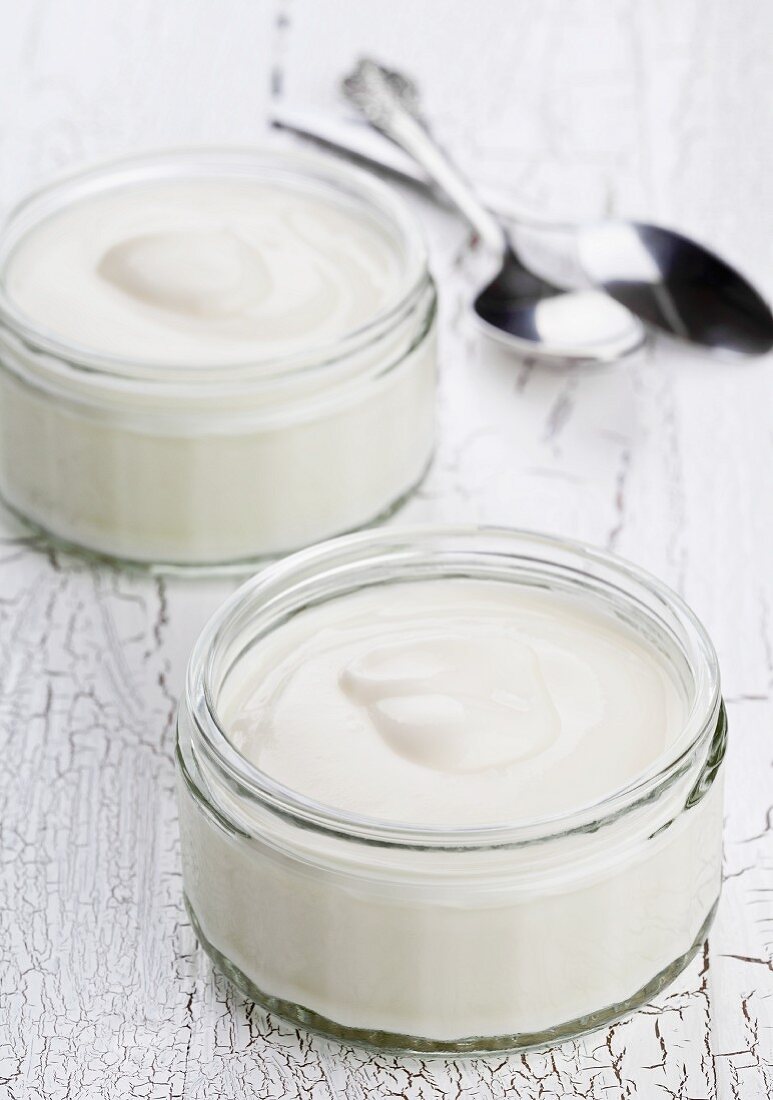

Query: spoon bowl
[473,247,646,363]
[578,222,773,356]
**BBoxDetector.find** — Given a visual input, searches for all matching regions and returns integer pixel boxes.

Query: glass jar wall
[177,527,725,1053]
[0,150,436,567]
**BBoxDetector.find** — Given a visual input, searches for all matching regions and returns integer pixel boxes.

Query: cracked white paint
[1,1,772,1097]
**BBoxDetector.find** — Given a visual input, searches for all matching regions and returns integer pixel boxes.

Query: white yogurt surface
[221,579,687,825]
[4,180,403,364]
[0,162,434,564]
[182,573,721,1043]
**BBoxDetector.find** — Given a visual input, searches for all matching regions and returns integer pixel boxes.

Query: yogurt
[5,180,403,364]
[177,529,726,1050]
[222,581,686,825]
[0,151,436,565]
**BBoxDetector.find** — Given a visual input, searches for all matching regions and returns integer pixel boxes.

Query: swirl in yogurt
[223,579,687,826]
[4,180,403,365]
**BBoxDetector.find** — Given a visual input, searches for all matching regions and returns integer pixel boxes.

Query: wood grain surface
[1,2,772,1096]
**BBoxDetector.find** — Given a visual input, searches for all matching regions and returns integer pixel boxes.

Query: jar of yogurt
[177,526,726,1053]
[0,149,436,566]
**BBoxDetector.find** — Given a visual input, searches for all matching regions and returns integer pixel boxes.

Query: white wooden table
[2,2,772,1096]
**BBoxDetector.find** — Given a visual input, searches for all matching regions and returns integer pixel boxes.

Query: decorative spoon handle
[343,59,507,255]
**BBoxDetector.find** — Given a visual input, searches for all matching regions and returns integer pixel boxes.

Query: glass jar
[0,149,436,568]
[176,527,725,1054]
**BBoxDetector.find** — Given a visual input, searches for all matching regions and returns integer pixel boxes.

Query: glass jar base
[0,452,433,575]
[186,894,719,1057]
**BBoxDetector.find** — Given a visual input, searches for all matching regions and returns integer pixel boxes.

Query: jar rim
[0,145,430,386]
[183,525,722,850]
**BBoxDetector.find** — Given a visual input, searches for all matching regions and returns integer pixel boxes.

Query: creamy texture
[221,580,687,826]
[180,570,723,1045]
[5,180,403,364]
[0,159,435,563]
[0,323,435,562]
[180,776,723,1042]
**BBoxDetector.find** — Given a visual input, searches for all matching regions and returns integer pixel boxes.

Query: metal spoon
[342,59,773,359]
[576,221,773,355]
[343,59,645,365]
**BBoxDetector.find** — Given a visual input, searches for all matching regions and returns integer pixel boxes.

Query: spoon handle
[343,59,507,256]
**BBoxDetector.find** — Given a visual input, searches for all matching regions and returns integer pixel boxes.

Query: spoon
[343,59,645,365]
[342,59,773,359]
[576,221,773,355]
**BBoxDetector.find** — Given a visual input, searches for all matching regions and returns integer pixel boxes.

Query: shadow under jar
[177,527,726,1054]
[0,149,436,568]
